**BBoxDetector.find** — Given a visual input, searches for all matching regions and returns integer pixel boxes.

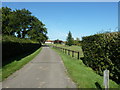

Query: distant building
[45,39,65,44]
[54,40,64,44]
[45,40,54,44]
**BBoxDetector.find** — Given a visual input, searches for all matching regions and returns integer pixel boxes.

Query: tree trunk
[22,29,26,38]
[17,31,21,38]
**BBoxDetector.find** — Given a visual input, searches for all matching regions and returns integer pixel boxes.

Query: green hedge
[81,32,120,84]
[2,35,40,66]
[2,35,38,43]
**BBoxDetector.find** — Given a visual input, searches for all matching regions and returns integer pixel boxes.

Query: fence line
[52,45,80,60]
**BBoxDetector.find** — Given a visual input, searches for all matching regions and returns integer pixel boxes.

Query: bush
[2,35,40,66]
[81,32,120,84]
[2,35,38,43]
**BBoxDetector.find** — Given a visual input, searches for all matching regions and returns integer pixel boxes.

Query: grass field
[47,44,84,58]
[1,48,42,81]
[53,47,119,88]
[53,44,82,52]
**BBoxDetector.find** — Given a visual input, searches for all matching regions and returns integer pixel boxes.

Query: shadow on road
[42,45,50,47]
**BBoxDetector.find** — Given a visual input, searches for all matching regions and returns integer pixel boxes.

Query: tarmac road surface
[2,46,76,88]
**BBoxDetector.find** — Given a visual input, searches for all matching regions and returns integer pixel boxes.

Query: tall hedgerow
[81,32,120,84]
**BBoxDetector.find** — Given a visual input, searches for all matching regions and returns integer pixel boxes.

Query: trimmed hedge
[81,32,120,84]
[2,35,41,66]
[2,35,38,43]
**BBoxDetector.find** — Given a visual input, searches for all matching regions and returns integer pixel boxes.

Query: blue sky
[1,0,119,2]
[2,2,118,41]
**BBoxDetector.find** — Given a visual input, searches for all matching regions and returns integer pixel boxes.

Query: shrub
[81,32,120,84]
[2,35,40,66]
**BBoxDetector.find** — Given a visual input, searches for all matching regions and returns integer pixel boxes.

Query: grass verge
[1,48,42,81]
[52,48,119,88]
[46,44,84,59]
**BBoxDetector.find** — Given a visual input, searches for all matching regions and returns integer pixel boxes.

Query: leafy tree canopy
[2,7,48,44]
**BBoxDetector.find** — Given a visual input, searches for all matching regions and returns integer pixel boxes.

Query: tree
[2,7,13,35]
[2,7,48,44]
[2,7,32,36]
[54,39,63,44]
[13,9,32,38]
[66,31,74,46]
[0,8,2,34]
[74,37,81,46]
[27,16,48,44]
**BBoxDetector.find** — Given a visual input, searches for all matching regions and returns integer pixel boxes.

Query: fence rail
[52,45,80,60]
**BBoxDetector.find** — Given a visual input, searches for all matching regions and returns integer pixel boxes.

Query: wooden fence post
[65,49,66,54]
[54,46,81,60]
[78,52,79,59]
[72,51,74,57]
[68,50,70,55]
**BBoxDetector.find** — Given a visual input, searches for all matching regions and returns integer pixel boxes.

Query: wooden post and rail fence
[52,45,80,60]
[50,45,110,89]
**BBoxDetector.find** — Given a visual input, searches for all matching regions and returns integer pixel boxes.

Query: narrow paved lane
[2,46,76,88]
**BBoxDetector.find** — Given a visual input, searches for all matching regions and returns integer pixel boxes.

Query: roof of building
[45,40,54,42]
